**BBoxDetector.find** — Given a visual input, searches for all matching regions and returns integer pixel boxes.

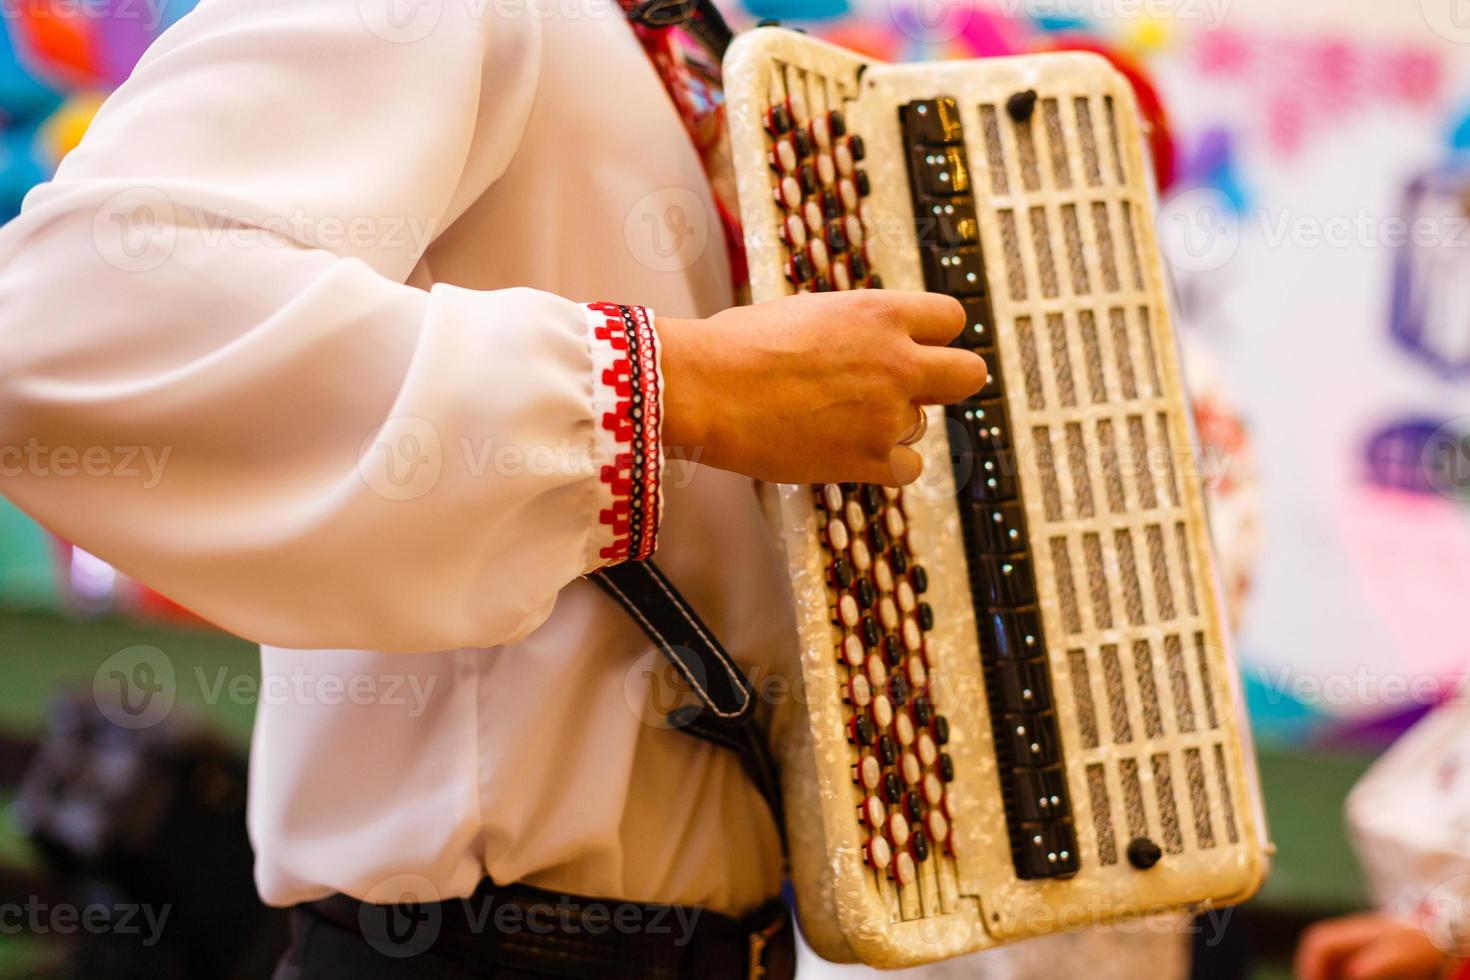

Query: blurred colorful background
[0,0,1467,977]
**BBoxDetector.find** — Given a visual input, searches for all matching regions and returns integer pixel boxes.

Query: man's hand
[1295,914,1452,980]
[658,291,986,486]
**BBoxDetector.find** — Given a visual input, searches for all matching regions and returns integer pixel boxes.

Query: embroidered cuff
[586,302,663,566]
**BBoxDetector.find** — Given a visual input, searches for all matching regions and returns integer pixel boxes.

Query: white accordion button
[924,773,944,806]
[895,852,917,886]
[851,538,872,571]
[809,114,831,149]
[837,593,859,627]
[902,617,922,652]
[901,751,921,785]
[842,634,864,668]
[807,238,830,273]
[896,712,916,747]
[838,178,858,211]
[835,141,854,176]
[917,732,938,767]
[885,507,906,538]
[857,754,881,790]
[832,262,851,292]
[927,810,949,845]
[865,655,887,689]
[874,559,895,593]
[879,597,898,630]
[843,500,864,532]
[845,215,863,249]
[848,673,871,705]
[906,653,927,687]
[783,214,807,249]
[822,482,843,513]
[871,694,894,730]
[897,580,916,613]
[771,138,798,173]
[887,812,910,848]
[864,795,885,828]
[777,176,802,211]
[883,486,900,501]
[827,519,849,552]
[866,836,893,870]
[816,153,836,187]
[803,199,824,233]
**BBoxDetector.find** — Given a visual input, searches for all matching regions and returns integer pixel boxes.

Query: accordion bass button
[847,674,871,706]
[826,518,849,552]
[842,635,865,668]
[871,694,895,730]
[856,754,882,790]
[874,559,895,593]
[851,537,872,571]
[927,810,950,845]
[887,812,911,848]
[902,618,923,654]
[894,851,917,886]
[917,731,938,767]
[816,153,836,188]
[932,714,950,745]
[859,615,879,647]
[837,593,860,627]
[821,482,843,513]
[923,773,944,807]
[764,103,791,136]
[901,751,922,787]
[878,735,898,767]
[865,655,888,689]
[831,263,851,292]
[896,713,917,748]
[865,835,893,870]
[897,580,917,612]
[855,578,876,609]
[863,795,885,828]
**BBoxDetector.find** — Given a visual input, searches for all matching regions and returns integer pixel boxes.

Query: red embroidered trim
[590,302,661,564]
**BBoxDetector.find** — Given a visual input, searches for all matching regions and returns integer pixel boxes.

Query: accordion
[722,28,1271,967]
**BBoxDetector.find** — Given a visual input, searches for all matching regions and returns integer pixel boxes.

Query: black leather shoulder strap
[593,561,784,840]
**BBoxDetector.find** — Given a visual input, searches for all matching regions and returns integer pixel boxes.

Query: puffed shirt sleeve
[0,0,664,653]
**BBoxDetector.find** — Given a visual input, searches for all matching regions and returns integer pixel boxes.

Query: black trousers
[271,881,796,980]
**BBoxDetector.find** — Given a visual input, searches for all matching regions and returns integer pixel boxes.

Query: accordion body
[723,29,1270,967]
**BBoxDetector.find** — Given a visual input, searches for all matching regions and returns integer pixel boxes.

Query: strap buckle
[746,915,784,980]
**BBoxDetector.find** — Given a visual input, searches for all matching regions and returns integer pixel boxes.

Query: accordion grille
[971,89,1241,868]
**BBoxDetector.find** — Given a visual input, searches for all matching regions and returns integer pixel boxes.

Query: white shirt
[0,0,791,915]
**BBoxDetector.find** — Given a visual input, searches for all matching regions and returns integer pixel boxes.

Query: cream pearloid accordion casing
[722,28,1271,968]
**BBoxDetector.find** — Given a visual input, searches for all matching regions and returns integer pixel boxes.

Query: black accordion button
[1011,767,1069,822]
[851,715,877,746]
[878,734,898,766]
[798,163,817,195]
[824,221,848,252]
[887,674,910,707]
[786,253,813,284]
[911,829,930,863]
[854,170,871,197]
[1017,821,1079,879]
[963,451,1018,504]
[890,545,909,575]
[899,98,963,146]
[867,523,888,554]
[904,792,923,823]
[855,578,876,609]
[955,297,994,351]
[828,110,847,138]
[882,635,904,667]
[860,616,880,648]
[912,697,934,727]
[910,566,929,594]
[831,557,854,589]
[973,556,1036,607]
[932,715,950,745]
[1001,713,1060,768]
[937,754,955,782]
[911,146,971,197]
[765,103,791,135]
[793,129,812,159]
[921,246,985,297]
[981,608,1044,660]
[847,252,867,283]
[821,189,841,219]
[917,602,934,631]
[813,275,832,293]
[995,660,1053,713]
[861,483,884,515]
[883,771,903,803]
[846,134,866,162]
